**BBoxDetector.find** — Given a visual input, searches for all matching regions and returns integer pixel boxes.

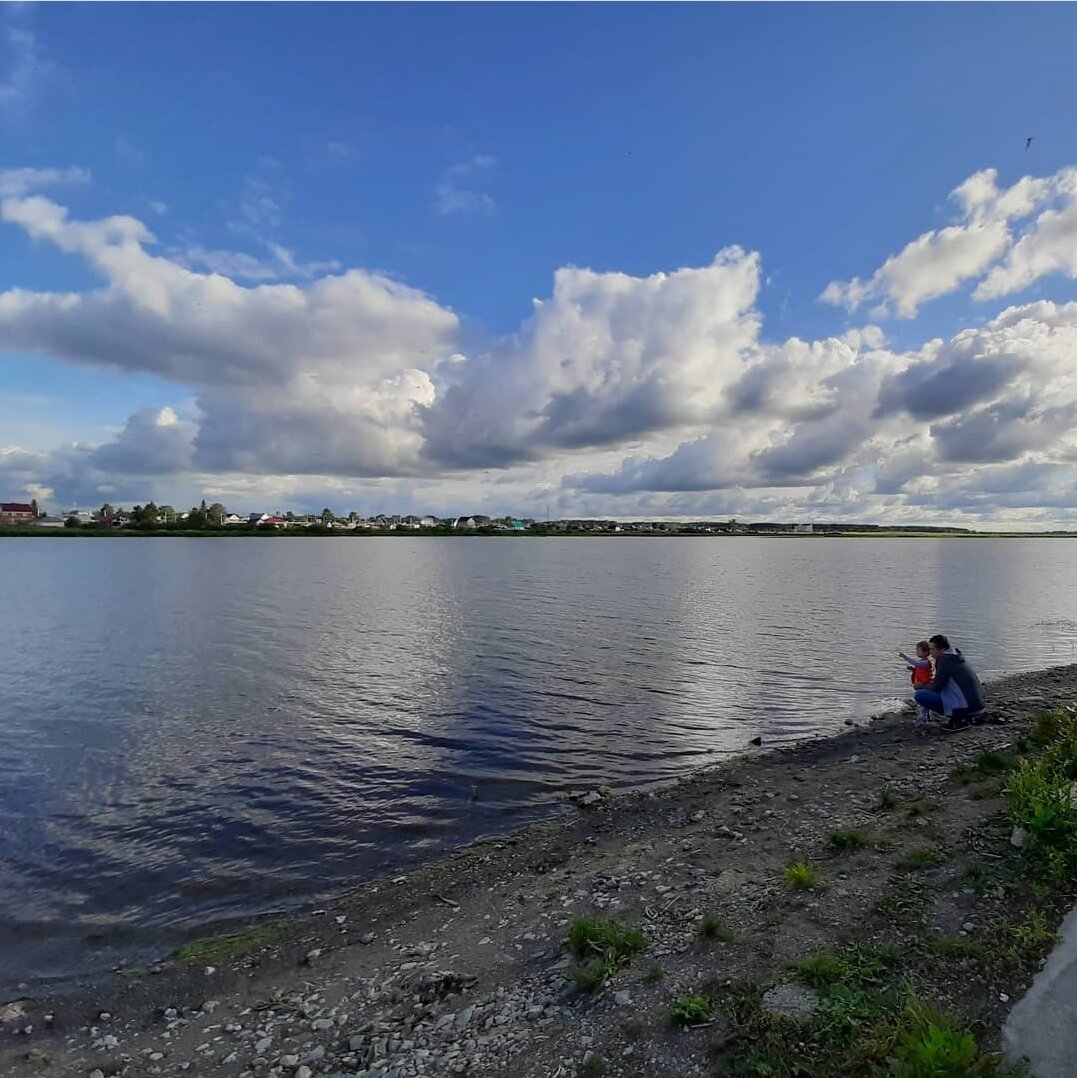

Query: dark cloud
[930,400,1077,463]
[874,350,1021,421]
[90,407,195,474]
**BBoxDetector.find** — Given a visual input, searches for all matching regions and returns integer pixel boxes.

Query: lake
[2,536,1076,986]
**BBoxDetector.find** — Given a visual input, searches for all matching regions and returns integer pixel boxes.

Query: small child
[899,641,934,730]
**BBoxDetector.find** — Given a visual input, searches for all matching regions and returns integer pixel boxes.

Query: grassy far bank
[4,526,1077,539]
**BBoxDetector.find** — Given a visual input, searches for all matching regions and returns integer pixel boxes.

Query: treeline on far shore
[3,523,1077,538]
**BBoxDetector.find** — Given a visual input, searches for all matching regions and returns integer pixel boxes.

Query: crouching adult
[914,633,986,731]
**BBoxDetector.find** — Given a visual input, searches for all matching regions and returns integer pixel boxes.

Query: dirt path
[3,664,1075,1078]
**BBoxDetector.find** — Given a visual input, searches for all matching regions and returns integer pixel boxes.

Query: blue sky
[3,3,1077,524]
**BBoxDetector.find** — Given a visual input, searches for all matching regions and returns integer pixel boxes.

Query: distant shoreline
[2,527,1077,539]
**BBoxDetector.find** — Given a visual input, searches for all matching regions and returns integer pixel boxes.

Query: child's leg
[915,703,930,727]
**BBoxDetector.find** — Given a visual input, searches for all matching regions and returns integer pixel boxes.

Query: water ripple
[2,535,1077,985]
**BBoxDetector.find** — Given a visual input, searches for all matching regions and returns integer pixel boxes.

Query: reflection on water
[1,536,1076,984]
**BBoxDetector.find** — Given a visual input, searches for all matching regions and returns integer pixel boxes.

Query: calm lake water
[2,536,1077,985]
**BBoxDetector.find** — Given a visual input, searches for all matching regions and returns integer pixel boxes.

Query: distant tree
[207,502,226,527]
[187,508,207,529]
[285,511,295,521]
[127,502,159,529]
[348,511,359,522]
[30,498,39,518]
[321,507,335,524]
[64,515,80,529]
[159,505,176,524]
[100,502,115,519]
[200,498,208,513]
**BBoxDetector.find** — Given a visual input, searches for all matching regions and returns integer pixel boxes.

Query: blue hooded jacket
[929,648,985,714]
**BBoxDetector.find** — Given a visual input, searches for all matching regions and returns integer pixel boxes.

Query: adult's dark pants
[914,689,982,725]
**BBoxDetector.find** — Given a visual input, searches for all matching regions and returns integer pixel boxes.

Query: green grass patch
[1007,708,1077,883]
[982,909,1058,968]
[783,860,819,890]
[974,751,1017,774]
[896,847,949,872]
[830,829,872,851]
[876,788,900,812]
[169,921,290,964]
[905,798,939,819]
[952,753,1018,786]
[889,1003,1004,1076]
[716,977,1012,1077]
[566,916,646,992]
[950,762,976,785]
[699,914,735,943]
[642,963,665,985]
[668,993,714,1027]
[793,943,902,992]
[874,876,928,925]
[577,1053,607,1077]
[930,937,986,961]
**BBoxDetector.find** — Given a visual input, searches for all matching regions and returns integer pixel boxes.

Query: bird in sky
[1026,136,1035,150]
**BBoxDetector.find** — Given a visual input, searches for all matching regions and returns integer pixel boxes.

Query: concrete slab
[1003,902,1077,1078]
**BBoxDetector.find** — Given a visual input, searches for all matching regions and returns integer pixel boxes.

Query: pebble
[255,1037,272,1053]
[614,991,632,1005]
[963,922,976,932]
[296,1067,313,1078]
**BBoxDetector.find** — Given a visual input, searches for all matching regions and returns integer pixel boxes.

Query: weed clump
[1007,708,1077,882]
[889,1005,1002,1076]
[567,916,646,992]
[577,1054,607,1077]
[793,943,901,991]
[830,829,871,851]
[699,914,735,943]
[169,922,290,964]
[930,936,986,961]
[668,994,713,1027]
[896,848,949,872]
[784,860,818,890]
[642,963,665,985]
[717,966,1009,1076]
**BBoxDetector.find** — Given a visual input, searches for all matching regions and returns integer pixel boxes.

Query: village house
[63,508,98,525]
[0,502,36,524]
